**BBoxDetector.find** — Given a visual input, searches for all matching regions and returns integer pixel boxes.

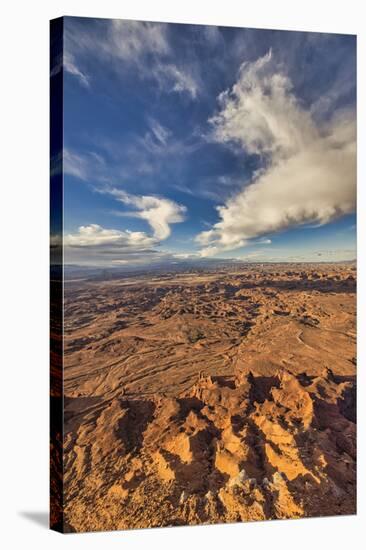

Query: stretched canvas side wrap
[50,16,357,533]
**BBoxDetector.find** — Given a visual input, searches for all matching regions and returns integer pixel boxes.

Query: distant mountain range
[48,257,356,283]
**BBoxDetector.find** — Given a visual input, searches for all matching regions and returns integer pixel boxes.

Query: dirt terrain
[61,263,356,532]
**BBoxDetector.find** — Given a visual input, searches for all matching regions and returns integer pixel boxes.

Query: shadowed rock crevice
[63,368,356,531]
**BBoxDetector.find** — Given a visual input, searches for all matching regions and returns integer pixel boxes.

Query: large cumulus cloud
[196,50,356,257]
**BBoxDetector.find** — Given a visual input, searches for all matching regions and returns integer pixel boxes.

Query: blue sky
[59,17,356,266]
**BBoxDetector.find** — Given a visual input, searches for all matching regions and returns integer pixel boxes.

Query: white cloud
[108,188,187,240]
[63,149,89,180]
[108,19,170,60]
[63,148,108,181]
[107,21,199,98]
[64,52,90,87]
[138,118,199,160]
[62,224,196,267]
[149,118,171,146]
[155,64,199,99]
[197,51,356,257]
[62,145,187,243]
[139,119,172,155]
[63,224,162,265]
[64,224,157,248]
[64,19,199,99]
[209,50,317,158]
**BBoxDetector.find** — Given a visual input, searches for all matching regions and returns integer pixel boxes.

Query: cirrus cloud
[64,19,200,99]
[64,52,90,88]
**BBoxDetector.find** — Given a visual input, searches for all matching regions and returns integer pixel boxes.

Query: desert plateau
[54,263,356,532]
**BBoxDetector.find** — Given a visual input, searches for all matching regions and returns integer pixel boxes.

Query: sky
[55,17,356,266]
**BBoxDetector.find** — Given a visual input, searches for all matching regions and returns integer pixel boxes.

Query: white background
[0,1,365,548]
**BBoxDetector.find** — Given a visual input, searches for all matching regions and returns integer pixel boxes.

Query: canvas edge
[50,16,66,534]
